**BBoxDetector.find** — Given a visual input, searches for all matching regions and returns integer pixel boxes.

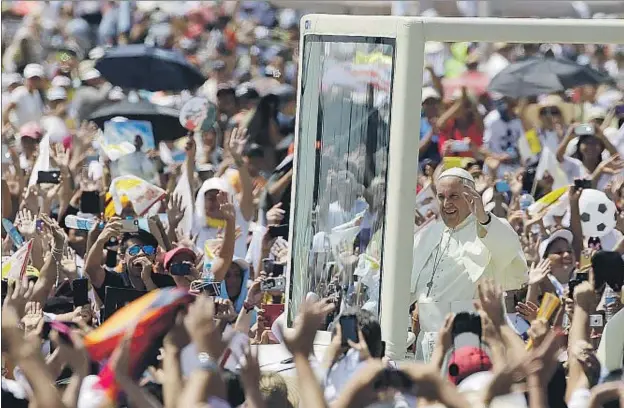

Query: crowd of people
[1,1,623,408]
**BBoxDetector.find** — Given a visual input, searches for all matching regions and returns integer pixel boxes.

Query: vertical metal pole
[379,19,424,359]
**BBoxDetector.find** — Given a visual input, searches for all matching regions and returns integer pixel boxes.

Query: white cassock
[411,213,528,359]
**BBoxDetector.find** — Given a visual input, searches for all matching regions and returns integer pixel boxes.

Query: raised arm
[84,218,122,289]
[566,281,595,403]
[228,128,254,221]
[30,214,66,305]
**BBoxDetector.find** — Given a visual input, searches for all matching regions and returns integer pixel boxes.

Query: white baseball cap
[2,73,22,88]
[23,63,44,79]
[47,87,67,101]
[51,75,71,88]
[421,87,440,103]
[538,228,574,259]
[81,69,101,81]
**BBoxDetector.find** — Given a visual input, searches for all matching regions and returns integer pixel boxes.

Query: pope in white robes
[411,168,528,359]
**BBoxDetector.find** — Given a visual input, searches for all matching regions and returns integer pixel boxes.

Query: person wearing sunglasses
[85,222,175,304]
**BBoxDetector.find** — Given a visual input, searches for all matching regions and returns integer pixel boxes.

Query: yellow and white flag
[109,175,166,216]
[528,185,569,217]
[2,239,33,282]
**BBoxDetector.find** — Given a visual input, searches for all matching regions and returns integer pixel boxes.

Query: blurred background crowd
[1,1,624,408]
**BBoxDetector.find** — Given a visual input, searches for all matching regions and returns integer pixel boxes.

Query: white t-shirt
[9,86,44,127]
[483,110,525,178]
[192,204,249,259]
[560,155,588,182]
[326,198,369,231]
[481,53,510,79]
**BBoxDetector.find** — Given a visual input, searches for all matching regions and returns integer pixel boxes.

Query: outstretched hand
[280,298,334,357]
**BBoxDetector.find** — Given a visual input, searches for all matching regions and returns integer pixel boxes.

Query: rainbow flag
[84,288,193,403]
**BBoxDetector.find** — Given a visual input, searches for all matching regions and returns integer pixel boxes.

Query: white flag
[535,146,569,190]
[2,239,33,282]
[173,168,194,238]
[28,134,50,186]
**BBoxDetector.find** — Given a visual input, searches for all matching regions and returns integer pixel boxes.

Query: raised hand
[98,217,123,244]
[347,327,372,362]
[3,279,35,319]
[184,295,226,359]
[573,281,596,313]
[528,258,552,285]
[163,311,190,350]
[527,318,549,348]
[516,301,539,322]
[597,153,624,175]
[476,279,505,327]
[245,278,263,308]
[51,328,90,376]
[271,238,289,265]
[463,185,489,224]
[216,191,236,222]
[238,346,261,391]
[166,194,186,229]
[228,127,249,163]
[61,246,78,279]
[266,202,285,226]
[185,136,196,161]
[214,298,238,323]
[40,213,66,248]
[281,298,335,357]
[22,301,44,336]
[15,208,36,238]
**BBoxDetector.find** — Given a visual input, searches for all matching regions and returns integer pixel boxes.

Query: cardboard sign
[104,119,156,152]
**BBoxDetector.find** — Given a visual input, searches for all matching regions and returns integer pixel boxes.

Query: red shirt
[438,119,483,157]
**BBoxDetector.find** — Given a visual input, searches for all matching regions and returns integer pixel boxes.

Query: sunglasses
[127,245,156,256]
[540,108,561,116]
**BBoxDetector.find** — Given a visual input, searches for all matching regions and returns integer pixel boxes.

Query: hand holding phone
[574,179,592,190]
[260,276,286,292]
[339,315,359,346]
[450,140,471,153]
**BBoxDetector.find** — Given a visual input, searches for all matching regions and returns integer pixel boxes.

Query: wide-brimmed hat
[526,94,573,125]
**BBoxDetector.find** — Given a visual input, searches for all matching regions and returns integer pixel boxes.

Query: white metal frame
[287,15,624,358]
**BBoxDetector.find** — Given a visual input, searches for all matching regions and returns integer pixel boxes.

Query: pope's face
[436,177,471,228]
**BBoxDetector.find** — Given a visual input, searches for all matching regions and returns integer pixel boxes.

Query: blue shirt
[419,117,441,163]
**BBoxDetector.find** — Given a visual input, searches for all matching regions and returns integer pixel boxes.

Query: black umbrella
[488,56,613,98]
[88,99,186,142]
[95,45,205,92]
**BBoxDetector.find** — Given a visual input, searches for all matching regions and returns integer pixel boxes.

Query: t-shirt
[9,86,44,127]
[192,204,250,259]
[92,269,176,303]
[483,110,524,177]
[419,116,441,163]
[438,119,483,158]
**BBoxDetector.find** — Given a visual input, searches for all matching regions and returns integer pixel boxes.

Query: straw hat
[526,94,573,126]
